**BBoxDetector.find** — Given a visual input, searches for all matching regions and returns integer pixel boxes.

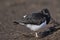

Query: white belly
[26,21,46,31]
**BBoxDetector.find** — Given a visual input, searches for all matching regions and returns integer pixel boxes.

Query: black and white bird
[14,9,51,37]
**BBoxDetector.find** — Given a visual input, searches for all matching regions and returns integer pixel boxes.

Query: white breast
[26,21,47,31]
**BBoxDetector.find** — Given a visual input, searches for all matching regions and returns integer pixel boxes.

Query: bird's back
[20,12,46,25]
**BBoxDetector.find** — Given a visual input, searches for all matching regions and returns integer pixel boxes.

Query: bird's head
[41,8,51,18]
[41,8,51,24]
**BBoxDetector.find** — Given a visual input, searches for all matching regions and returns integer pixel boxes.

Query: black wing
[18,12,46,25]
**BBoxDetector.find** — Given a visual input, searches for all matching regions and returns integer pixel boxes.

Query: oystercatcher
[14,8,51,37]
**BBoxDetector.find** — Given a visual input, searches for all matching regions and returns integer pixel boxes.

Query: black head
[41,8,51,24]
[41,8,51,17]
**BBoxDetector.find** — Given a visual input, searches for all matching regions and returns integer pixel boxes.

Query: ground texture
[0,0,60,40]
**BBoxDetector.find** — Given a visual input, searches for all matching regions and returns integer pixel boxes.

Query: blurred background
[0,0,60,40]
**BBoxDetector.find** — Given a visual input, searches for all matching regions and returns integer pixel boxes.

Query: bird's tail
[13,20,26,25]
[13,21,19,25]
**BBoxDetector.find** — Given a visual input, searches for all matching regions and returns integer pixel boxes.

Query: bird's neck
[45,16,51,24]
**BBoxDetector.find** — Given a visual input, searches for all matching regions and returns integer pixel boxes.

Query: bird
[13,8,51,38]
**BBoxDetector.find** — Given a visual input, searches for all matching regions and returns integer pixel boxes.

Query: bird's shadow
[39,24,60,38]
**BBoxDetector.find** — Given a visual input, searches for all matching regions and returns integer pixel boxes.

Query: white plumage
[26,21,46,31]
[23,15,27,18]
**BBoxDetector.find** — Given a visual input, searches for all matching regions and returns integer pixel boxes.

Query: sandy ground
[0,0,60,40]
